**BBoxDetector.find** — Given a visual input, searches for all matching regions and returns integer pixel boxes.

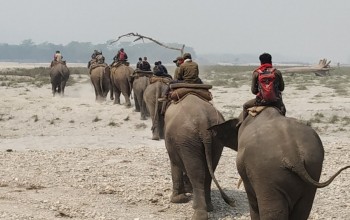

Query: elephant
[49,62,70,96]
[90,65,112,102]
[110,64,134,107]
[209,107,350,220]
[143,80,168,140]
[164,94,235,220]
[132,74,150,120]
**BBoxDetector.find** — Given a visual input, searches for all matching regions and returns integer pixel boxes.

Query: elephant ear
[208,118,239,151]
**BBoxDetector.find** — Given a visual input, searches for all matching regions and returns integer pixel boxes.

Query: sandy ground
[0,67,349,220]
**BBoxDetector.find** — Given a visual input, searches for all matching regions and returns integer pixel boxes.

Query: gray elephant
[209,107,350,220]
[110,64,133,107]
[143,80,168,140]
[164,94,235,220]
[90,65,112,102]
[132,73,150,120]
[49,62,70,96]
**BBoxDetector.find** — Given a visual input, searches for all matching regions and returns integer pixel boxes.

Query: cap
[173,56,183,63]
[183,53,191,59]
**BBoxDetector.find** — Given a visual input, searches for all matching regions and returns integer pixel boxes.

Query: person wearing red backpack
[241,53,286,121]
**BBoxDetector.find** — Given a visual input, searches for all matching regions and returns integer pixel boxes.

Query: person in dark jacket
[136,57,143,69]
[177,53,202,84]
[242,52,286,121]
[141,57,151,71]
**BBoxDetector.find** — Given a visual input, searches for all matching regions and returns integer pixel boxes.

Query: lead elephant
[209,107,350,220]
[49,62,70,96]
[164,94,235,220]
[132,73,150,120]
[90,65,112,102]
[110,64,133,107]
[143,80,168,140]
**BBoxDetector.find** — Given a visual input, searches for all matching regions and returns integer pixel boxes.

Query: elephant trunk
[202,130,236,207]
[282,158,350,188]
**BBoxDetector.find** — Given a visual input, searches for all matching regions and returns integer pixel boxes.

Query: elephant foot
[192,210,208,220]
[171,193,190,203]
[135,109,140,112]
[141,116,147,120]
[152,134,160,140]
[125,103,132,108]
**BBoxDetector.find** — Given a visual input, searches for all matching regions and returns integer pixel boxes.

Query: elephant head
[209,107,350,220]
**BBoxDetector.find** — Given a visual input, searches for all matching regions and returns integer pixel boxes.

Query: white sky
[1,0,350,63]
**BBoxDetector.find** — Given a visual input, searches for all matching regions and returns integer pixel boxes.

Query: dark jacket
[177,60,202,83]
[141,61,151,71]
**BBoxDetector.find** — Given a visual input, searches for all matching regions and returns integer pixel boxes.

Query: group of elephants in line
[49,62,350,220]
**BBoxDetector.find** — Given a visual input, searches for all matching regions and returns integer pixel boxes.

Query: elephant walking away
[110,64,134,107]
[210,107,350,220]
[143,77,171,140]
[49,62,70,96]
[164,93,235,220]
[90,64,112,102]
[132,72,150,120]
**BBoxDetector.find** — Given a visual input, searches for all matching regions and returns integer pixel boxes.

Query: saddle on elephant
[89,62,109,75]
[132,69,154,79]
[110,61,129,68]
[149,75,172,84]
[169,83,213,103]
[50,60,66,68]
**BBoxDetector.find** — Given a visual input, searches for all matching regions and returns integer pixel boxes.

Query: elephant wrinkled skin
[49,63,70,96]
[110,64,133,107]
[210,107,350,220]
[164,94,235,220]
[90,65,112,102]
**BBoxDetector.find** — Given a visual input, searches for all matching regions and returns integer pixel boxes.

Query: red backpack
[257,68,277,103]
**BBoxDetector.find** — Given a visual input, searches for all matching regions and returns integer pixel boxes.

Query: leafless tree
[110,32,185,56]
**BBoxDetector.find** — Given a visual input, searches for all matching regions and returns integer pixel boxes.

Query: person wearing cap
[173,56,184,80]
[177,53,202,84]
[53,50,62,62]
[136,57,143,69]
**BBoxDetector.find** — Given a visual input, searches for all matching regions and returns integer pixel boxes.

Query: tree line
[0,39,196,65]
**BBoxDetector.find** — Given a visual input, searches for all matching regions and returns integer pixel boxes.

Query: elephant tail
[202,130,236,207]
[282,158,350,188]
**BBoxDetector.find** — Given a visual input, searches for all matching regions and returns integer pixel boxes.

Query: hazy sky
[1,0,350,63]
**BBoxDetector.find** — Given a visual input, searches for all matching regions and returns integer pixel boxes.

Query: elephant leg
[61,81,67,96]
[113,88,121,104]
[256,189,289,220]
[51,83,56,96]
[290,188,316,220]
[124,94,131,108]
[134,92,140,112]
[183,173,193,193]
[169,162,190,204]
[181,146,210,215]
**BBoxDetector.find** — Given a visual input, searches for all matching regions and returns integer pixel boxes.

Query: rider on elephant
[173,56,184,79]
[153,61,172,78]
[241,52,286,121]
[158,53,202,102]
[111,48,128,66]
[50,50,65,67]
[88,50,102,68]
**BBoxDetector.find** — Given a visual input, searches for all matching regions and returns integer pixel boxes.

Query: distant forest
[0,39,196,65]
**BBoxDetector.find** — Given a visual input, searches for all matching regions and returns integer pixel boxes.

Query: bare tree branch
[110,32,185,55]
